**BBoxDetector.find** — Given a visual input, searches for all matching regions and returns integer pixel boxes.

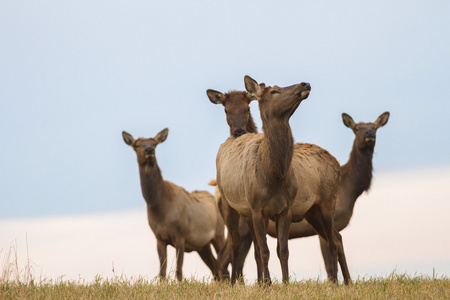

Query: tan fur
[123,129,226,281]
[289,143,341,221]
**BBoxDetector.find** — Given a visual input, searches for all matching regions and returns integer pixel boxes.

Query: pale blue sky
[1,0,449,219]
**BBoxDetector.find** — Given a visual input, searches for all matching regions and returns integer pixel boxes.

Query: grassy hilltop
[1,273,449,299]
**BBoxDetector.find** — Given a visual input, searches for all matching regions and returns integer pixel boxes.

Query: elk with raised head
[209,79,344,284]
[122,128,227,281]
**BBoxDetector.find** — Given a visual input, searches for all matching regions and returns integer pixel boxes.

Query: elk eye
[247,108,250,112]
[271,90,279,94]
[224,108,228,114]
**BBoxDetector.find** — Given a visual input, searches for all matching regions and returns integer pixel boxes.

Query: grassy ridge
[1,273,449,299]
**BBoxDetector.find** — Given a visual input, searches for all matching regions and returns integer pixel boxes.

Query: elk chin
[298,90,310,100]
[364,138,376,147]
[144,154,155,159]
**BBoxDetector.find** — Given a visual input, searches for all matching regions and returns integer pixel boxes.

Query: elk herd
[122,75,390,285]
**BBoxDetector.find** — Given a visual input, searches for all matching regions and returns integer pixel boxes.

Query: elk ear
[342,113,356,129]
[207,89,226,105]
[374,112,390,128]
[244,75,263,100]
[155,128,169,144]
[122,131,135,147]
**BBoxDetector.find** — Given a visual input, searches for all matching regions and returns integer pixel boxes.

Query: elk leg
[252,211,271,285]
[334,229,351,284]
[175,241,185,281]
[197,244,219,280]
[216,236,232,280]
[244,216,263,283]
[157,239,167,279]
[236,230,253,280]
[305,205,338,283]
[318,235,333,278]
[226,205,241,285]
[320,210,338,283]
[276,209,292,283]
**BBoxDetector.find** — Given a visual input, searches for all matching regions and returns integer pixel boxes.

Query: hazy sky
[1,0,450,219]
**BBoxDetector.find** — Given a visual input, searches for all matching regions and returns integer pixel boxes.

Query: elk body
[209,83,345,284]
[122,128,227,281]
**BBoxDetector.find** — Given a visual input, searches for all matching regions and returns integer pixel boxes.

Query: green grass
[1,273,448,299]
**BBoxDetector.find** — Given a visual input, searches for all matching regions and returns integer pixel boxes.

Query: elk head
[342,112,390,150]
[244,75,311,120]
[207,90,254,138]
[122,128,169,165]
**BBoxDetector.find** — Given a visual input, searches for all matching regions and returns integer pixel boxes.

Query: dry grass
[1,273,448,299]
[1,244,448,299]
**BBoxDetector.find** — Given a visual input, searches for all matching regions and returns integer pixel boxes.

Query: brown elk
[122,128,227,281]
[210,76,342,285]
[267,112,390,281]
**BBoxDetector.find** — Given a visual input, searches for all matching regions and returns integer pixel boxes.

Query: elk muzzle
[297,82,311,100]
[145,147,155,158]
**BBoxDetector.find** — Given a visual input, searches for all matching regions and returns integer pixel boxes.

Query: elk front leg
[276,209,292,283]
[175,240,185,281]
[157,239,168,279]
[226,205,241,285]
[252,211,271,285]
[244,216,263,283]
[334,229,351,284]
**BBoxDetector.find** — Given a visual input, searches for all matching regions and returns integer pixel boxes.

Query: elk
[122,128,227,281]
[208,81,347,284]
[210,76,342,284]
[268,112,390,281]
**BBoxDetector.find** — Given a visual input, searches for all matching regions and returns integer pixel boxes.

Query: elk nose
[234,129,246,138]
[366,130,375,138]
[301,82,311,90]
[145,147,154,155]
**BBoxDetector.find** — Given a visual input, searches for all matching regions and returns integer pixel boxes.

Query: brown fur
[122,129,227,281]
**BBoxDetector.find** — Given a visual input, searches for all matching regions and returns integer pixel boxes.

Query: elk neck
[340,139,374,204]
[138,159,168,208]
[259,116,294,183]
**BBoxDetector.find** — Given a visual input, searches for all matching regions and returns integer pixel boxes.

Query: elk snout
[364,130,375,144]
[301,82,311,90]
[365,130,375,139]
[145,147,155,156]
[297,82,311,100]
[234,129,246,138]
